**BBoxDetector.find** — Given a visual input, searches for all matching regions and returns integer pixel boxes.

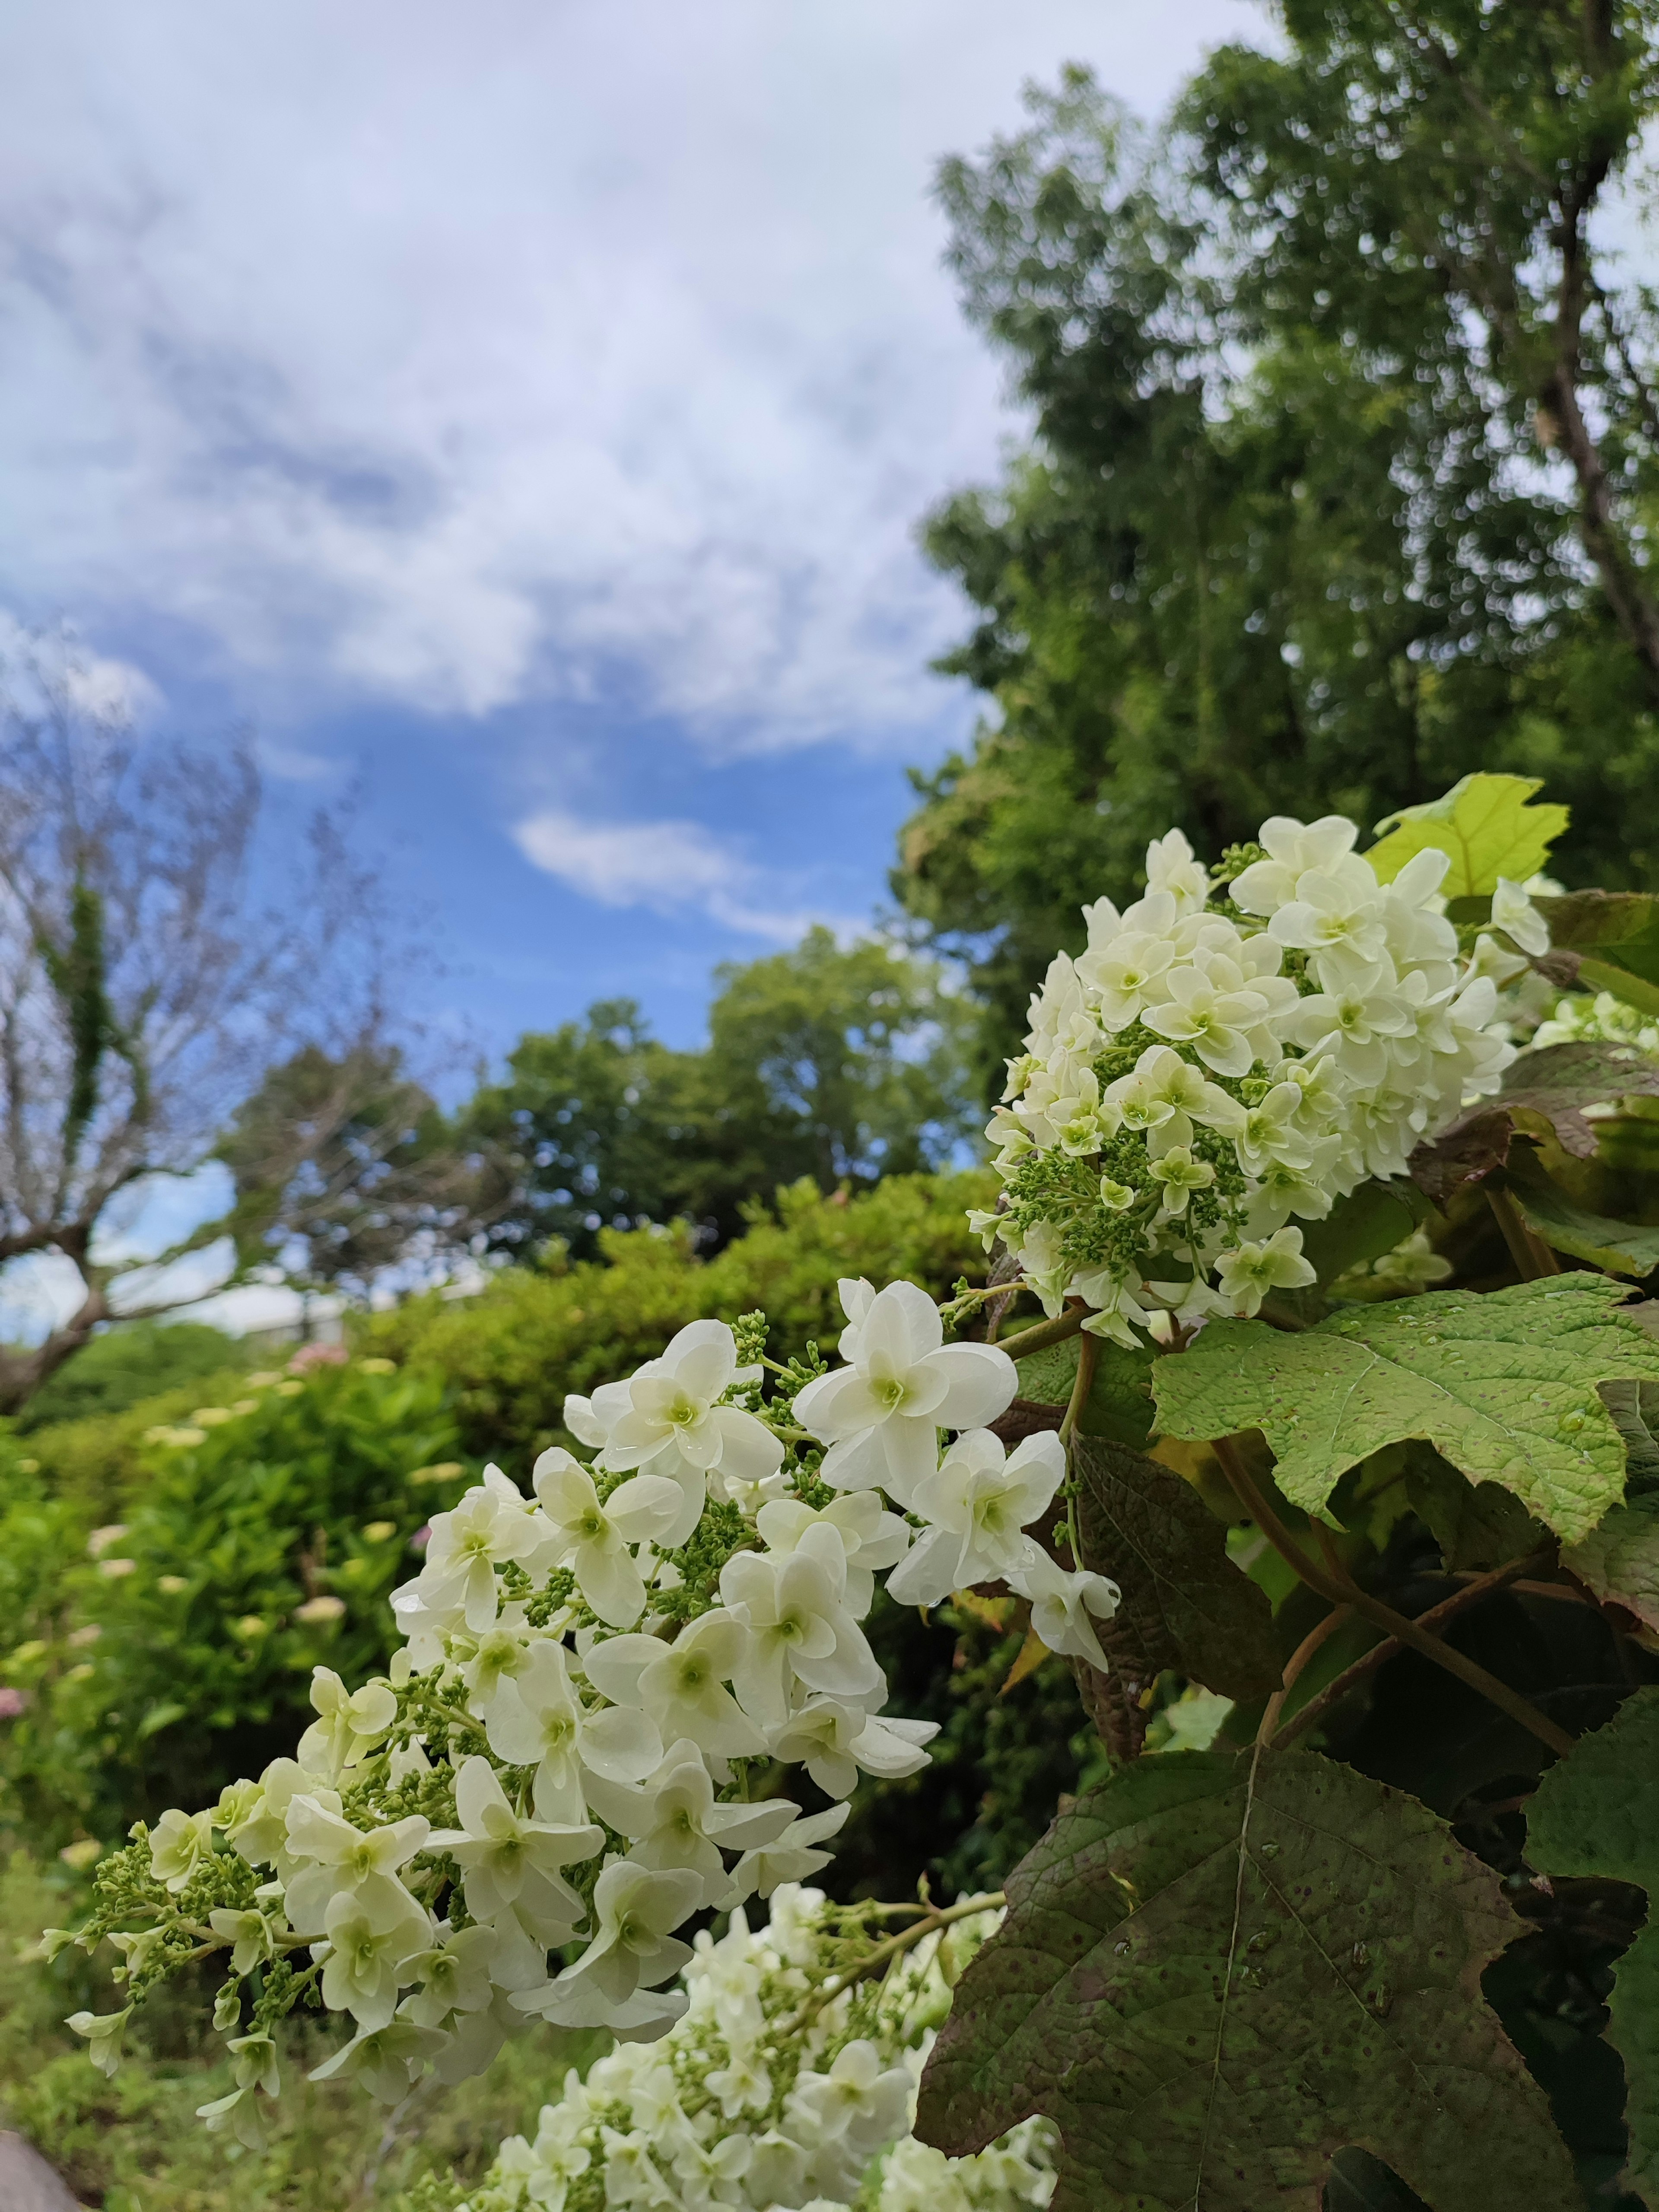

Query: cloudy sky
[0,0,1267,1059]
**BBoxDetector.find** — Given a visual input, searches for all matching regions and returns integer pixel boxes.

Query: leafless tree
[0,623,448,1411]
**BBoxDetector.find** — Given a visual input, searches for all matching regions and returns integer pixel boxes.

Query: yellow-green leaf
[1367,772,1568,896]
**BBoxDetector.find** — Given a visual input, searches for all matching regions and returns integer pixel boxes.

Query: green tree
[898,16,1659,1068]
[219,1043,478,1300]
[465,931,976,1259]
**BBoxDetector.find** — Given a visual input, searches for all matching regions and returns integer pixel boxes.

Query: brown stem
[997,1307,1086,1360]
[1487,1185,1563,1279]
[1274,1552,1555,1751]
[1256,1604,1353,1751]
[1211,1439,1575,1757]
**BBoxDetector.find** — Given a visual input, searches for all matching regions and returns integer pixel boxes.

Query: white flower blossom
[1006,1551,1121,1671]
[565,1319,782,1543]
[481,1636,663,1824]
[886,1431,1064,1609]
[793,1281,1016,1506]
[427,1755,601,1937]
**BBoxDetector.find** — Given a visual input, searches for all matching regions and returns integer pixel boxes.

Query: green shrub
[360,1170,995,1465]
[0,1360,474,1844]
[13,1321,248,1434]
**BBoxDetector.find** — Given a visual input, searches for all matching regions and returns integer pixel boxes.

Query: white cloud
[0,0,1264,753]
[514,807,847,941]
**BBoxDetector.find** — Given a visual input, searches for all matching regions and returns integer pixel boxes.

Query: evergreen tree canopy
[898,5,1659,1065]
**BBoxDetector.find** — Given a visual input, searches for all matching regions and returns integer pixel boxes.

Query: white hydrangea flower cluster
[976,814,1532,1344]
[1534,988,1659,1057]
[457,1883,1054,2212]
[66,1290,1119,2138]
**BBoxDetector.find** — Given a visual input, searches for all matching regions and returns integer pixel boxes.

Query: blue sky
[0,0,1269,1063]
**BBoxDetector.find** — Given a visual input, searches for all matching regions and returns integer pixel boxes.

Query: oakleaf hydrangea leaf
[916,1748,1576,2212]
[1152,1275,1659,1543]
[1503,1167,1659,1278]
[1367,772,1567,897]
[1409,1042,1659,1201]
[1565,1493,1659,1634]
[1527,1688,1659,2208]
[1538,890,1659,1021]
[1072,1433,1280,1700]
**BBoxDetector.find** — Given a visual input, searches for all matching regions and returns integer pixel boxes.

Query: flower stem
[1487,1184,1563,1279]
[794,1893,1006,2024]
[996,1307,1086,1360]
[1274,1551,1554,1749]
[1211,1437,1574,1758]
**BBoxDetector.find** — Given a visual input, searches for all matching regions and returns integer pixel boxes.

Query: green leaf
[1502,1164,1659,1278]
[1401,1446,1547,1572]
[1367,773,1568,898]
[915,1748,1576,2212]
[1014,1332,1157,1449]
[1072,1434,1281,1701]
[1537,891,1659,1021]
[1564,1493,1659,1634]
[1296,1180,1433,1287]
[1152,1274,1659,1544]
[1526,1688,1659,2209]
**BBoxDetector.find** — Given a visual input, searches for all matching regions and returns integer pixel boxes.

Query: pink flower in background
[410,1525,432,1553]
[0,1688,30,1719]
[288,1343,349,1375]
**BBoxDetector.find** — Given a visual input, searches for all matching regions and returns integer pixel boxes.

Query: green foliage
[1153,1275,1659,1543]
[1006,1330,1158,1449]
[1410,1042,1659,1205]
[1367,774,1569,899]
[1297,1183,1435,1288]
[0,1360,470,1843]
[1539,893,1659,1024]
[0,1848,590,2211]
[360,1171,994,1466]
[1527,1689,1659,2210]
[220,1043,477,1298]
[11,1321,246,1435]
[916,1748,1576,2212]
[895,30,1659,1061]
[465,934,977,1259]
[1502,1164,1659,1279]
[1071,1434,1280,1703]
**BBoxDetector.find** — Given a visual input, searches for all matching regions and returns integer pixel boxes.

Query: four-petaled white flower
[719,1525,884,1725]
[533,1452,683,1628]
[419,1468,553,1634]
[566,1320,782,1545]
[886,1430,1064,1608]
[582,1741,799,1907]
[584,1614,769,1761]
[427,1755,601,1938]
[793,1280,1015,1507]
[1215,1228,1318,1317]
[526,1858,705,2011]
[769,1697,937,1799]
[1006,1551,1122,1672]
[482,1637,662,1824]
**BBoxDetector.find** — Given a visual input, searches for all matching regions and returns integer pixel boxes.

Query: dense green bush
[0,1359,473,1845]
[12,1321,247,1434]
[0,1170,1081,1904]
[361,1170,995,1465]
